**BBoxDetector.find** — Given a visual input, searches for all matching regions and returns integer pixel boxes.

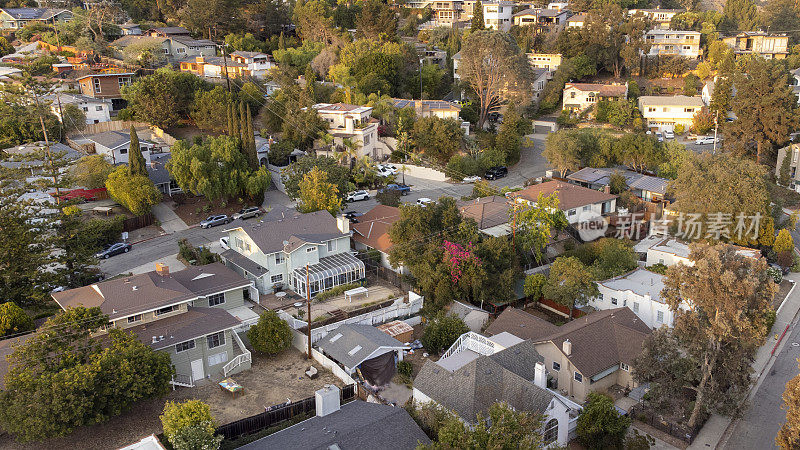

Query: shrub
[576,392,631,449]
[767,266,783,283]
[421,313,469,354]
[647,263,668,275]
[0,302,34,337]
[764,309,777,334]
[160,400,221,450]
[247,310,293,356]
[398,360,413,378]
[376,189,401,207]
[314,282,362,301]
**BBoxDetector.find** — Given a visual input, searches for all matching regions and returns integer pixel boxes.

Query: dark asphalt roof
[127,306,241,350]
[240,400,430,450]
[221,249,268,276]
[146,152,171,185]
[485,307,559,341]
[225,208,345,255]
[316,324,408,369]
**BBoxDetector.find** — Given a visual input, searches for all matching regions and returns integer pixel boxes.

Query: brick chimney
[155,262,169,277]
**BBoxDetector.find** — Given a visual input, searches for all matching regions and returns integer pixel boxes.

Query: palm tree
[399,164,409,185]
[319,132,334,154]
[339,137,361,168]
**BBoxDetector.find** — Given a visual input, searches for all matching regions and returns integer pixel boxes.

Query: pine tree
[127,125,147,176]
[278,31,286,51]
[471,1,484,31]
[304,65,316,103]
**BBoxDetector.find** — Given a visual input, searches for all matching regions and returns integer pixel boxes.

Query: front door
[191,359,204,381]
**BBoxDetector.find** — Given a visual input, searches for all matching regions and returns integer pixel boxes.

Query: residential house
[628,8,683,29]
[241,387,430,450]
[485,307,652,403]
[483,1,514,31]
[512,8,569,27]
[528,53,562,72]
[220,206,364,296]
[147,152,182,196]
[566,13,586,28]
[313,103,380,159]
[145,26,192,37]
[593,268,680,328]
[351,205,406,274]
[701,76,737,107]
[316,324,409,385]
[636,236,760,267]
[119,23,142,35]
[416,44,448,68]
[567,167,668,202]
[722,32,789,59]
[110,35,216,63]
[0,7,71,29]
[776,144,800,192]
[71,128,159,165]
[645,29,701,58]
[406,0,465,27]
[179,56,250,79]
[0,141,81,178]
[562,83,628,112]
[508,180,618,224]
[638,95,703,132]
[458,195,512,237]
[532,68,550,102]
[413,337,576,446]
[76,72,134,110]
[0,66,23,82]
[452,51,461,80]
[791,68,800,104]
[230,51,274,79]
[51,263,257,384]
[392,98,460,120]
[44,92,112,125]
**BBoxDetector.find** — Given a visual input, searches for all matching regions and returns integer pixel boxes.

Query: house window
[275,253,285,264]
[82,106,88,112]
[118,77,131,89]
[163,48,170,54]
[207,331,225,349]
[175,340,195,353]
[127,314,143,324]
[120,147,128,154]
[633,302,639,312]
[574,372,583,383]
[364,134,370,145]
[582,205,590,211]
[657,310,664,323]
[208,293,225,306]
[208,351,228,366]
[570,91,576,98]
[177,47,186,54]
[658,258,664,264]
[235,237,243,250]
[543,418,559,445]
[271,274,283,283]
[327,240,336,252]
[684,108,695,113]
[155,305,178,316]
[568,209,576,216]
[552,361,561,371]
[95,105,103,111]
[611,297,618,305]
[245,243,251,252]
[93,78,101,93]
[306,247,315,253]
[648,107,655,112]
[620,362,630,371]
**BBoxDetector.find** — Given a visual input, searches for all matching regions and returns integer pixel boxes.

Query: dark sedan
[96,242,132,259]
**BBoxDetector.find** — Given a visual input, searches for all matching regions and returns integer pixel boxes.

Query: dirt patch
[0,349,343,450]
[774,279,795,310]
[521,304,569,326]
[170,194,251,226]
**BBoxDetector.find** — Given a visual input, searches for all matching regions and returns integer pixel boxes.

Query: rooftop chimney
[156,262,169,277]
[315,384,340,417]
[562,339,572,356]
[337,215,349,235]
[534,361,546,388]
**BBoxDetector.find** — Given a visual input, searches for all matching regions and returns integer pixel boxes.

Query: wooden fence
[122,213,154,232]
[629,404,703,444]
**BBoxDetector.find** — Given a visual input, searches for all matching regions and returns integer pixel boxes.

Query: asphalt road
[724,320,800,450]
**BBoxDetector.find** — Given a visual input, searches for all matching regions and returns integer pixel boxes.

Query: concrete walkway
[691,272,800,449]
[152,202,189,233]
[128,253,185,275]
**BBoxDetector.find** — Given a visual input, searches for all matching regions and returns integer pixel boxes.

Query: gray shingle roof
[146,152,171,185]
[413,341,554,420]
[226,208,345,255]
[1,7,68,19]
[240,400,430,450]
[128,306,242,350]
[75,129,154,151]
[567,167,667,195]
[316,324,408,369]
[485,307,558,341]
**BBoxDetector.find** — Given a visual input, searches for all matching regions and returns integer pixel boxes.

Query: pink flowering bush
[442,240,481,283]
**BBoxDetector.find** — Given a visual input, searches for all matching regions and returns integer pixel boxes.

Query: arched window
[543,418,559,445]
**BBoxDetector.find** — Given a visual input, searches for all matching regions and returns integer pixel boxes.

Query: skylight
[348,345,362,355]
[330,333,343,343]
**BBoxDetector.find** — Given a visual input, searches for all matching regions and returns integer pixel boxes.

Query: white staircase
[440,332,497,359]
[223,332,252,377]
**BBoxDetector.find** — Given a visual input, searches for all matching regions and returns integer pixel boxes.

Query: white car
[376,167,394,177]
[462,175,481,183]
[219,237,230,250]
[695,136,719,145]
[377,164,398,175]
[346,190,370,202]
[416,198,434,207]
[663,130,674,139]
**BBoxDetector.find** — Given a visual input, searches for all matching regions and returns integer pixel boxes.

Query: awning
[292,252,365,284]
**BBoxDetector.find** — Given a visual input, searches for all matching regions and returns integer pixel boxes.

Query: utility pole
[419,58,424,100]
[712,110,719,155]
[306,264,312,360]
[31,86,61,203]
[221,43,231,93]
[52,17,61,51]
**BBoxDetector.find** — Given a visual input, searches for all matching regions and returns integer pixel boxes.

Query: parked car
[378,184,411,195]
[484,166,508,180]
[200,214,231,229]
[220,237,230,250]
[416,198,434,207]
[376,167,393,177]
[343,211,364,223]
[655,132,664,142]
[96,242,131,259]
[377,164,398,175]
[695,136,720,145]
[663,130,674,139]
[346,190,370,202]
[462,175,481,183]
[232,206,261,220]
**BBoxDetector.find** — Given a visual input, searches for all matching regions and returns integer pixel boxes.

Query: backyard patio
[261,283,403,322]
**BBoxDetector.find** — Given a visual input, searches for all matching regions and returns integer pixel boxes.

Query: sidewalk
[690,272,800,449]
[152,202,189,233]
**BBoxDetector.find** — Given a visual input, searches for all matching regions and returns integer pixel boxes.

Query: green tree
[421,312,469,354]
[105,166,161,215]
[247,310,293,355]
[0,36,13,57]
[590,238,637,279]
[357,0,397,40]
[421,402,544,449]
[523,273,546,300]
[192,86,232,133]
[725,57,799,164]
[515,192,569,261]
[722,0,758,31]
[0,302,34,337]
[543,256,598,319]
[692,107,715,134]
[160,400,221,450]
[292,0,339,45]
[683,73,701,96]
[412,117,463,164]
[657,141,692,179]
[780,150,792,186]
[52,211,123,288]
[0,308,173,441]
[471,0,484,31]
[128,125,147,177]
[70,154,114,189]
[577,392,631,449]
[775,229,794,253]
[0,83,60,148]
[778,359,800,449]
[544,130,582,176]
[61,103,86,133]
[459,30,531,128]
[298,167,342,215]
[122,68,210,128]
[281,156,352,201]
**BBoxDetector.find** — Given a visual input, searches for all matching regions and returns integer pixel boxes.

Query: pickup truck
[378,184,411,195]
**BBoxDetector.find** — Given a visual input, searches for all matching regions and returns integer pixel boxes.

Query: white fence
[401,163,448,182]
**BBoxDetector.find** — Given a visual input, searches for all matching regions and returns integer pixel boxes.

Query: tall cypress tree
[238,100,247,150]
[127,125,146,176]
[471,1,484,31]
[304,65,316,103]
[246,105,258,169]
[231,101,241,142]
[226,102,233,135]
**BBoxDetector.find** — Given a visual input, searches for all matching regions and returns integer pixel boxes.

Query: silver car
[232,206,261,220]
[200,214,231,229]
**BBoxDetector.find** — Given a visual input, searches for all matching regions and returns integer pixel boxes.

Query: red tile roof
[509,180,617,211]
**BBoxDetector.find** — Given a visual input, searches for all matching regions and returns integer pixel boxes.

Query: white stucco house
[44,93,112,125]
[482,0,514,31]
[313,103,381,160]
[592,268,681,328]
[638,95,704,133]
[645,29,702,58]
